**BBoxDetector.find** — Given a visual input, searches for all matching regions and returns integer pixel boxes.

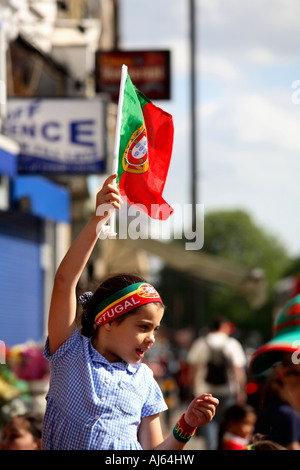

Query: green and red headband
[94,282,163,327]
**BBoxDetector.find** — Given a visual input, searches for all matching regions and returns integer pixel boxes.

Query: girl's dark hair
[79,273,149,338]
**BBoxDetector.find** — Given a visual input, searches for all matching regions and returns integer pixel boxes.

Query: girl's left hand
[95,174,122,213]
[184,394,219,428]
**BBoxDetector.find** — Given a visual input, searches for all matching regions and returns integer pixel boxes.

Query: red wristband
[181,413,197,432]
[173,413,197,443]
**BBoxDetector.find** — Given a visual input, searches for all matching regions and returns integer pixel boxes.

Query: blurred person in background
[0,413,43,450]
[253,364,300,449]
[217,403,256,450]
[187,315,247,449]
[250,294,300,450]
[244,433,286,450]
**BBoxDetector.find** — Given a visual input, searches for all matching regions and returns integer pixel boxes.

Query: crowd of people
[1,174,300,450]
[185,294,300,450]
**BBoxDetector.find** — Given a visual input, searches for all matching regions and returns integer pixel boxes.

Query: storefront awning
[0,135,19,177]
[13,176,70,223]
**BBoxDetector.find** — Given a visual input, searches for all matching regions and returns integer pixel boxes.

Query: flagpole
[105,64,127,237]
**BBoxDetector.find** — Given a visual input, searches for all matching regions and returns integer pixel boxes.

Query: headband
[94,282,163,327]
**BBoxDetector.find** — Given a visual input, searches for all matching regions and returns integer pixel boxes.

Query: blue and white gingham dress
[42,326,167,450]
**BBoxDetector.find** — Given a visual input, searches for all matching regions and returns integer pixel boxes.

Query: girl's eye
[138,324,160,333]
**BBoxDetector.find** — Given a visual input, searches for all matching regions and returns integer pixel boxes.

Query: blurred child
[218,404,257,450]
[0,413,43,450]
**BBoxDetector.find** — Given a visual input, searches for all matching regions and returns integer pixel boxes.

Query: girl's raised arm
[47,174,121,355]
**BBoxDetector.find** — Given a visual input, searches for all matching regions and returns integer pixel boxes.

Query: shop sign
[3,97,107,174]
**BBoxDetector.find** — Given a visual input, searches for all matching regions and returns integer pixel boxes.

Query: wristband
[173,413,197,443]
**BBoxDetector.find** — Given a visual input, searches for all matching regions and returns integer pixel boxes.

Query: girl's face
[97,303,164,364]
[0,417,39,450]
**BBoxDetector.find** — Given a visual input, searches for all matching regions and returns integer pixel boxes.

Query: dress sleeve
[43,325,83,366]
[141,367,168,418]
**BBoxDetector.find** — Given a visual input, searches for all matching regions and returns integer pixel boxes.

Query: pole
[190,0,197,234]
[190,0,203,333]
[104,64,127,237]
[0,13,7,132]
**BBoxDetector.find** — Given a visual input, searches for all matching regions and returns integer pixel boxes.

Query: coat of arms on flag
[122,123,149,174]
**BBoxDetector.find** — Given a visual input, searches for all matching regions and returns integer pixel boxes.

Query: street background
[1,0,300,451]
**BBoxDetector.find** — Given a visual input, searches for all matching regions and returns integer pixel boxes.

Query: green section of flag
[116,74,149,186]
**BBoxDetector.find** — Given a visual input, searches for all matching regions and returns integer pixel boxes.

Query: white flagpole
[104,64,128,237]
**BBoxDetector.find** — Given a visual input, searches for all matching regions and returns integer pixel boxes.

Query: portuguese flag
[115,66,174,220]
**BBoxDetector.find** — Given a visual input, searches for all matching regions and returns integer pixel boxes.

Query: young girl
[218,404,257,450]
[42,174,219,450]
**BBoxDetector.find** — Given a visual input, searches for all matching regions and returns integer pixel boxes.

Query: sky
[119,0,300,257]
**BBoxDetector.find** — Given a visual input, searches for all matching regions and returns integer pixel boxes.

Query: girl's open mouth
[136,348,149,359]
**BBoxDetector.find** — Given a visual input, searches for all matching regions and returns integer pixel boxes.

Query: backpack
[204,340,231,386]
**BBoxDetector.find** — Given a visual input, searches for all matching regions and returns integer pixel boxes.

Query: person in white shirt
[187,315,247,449]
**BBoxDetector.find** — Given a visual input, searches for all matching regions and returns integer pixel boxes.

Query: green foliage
[203,209,290,288]
[282,256,300,277]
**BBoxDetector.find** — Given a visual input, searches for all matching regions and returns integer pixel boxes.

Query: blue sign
[3,98,107,174]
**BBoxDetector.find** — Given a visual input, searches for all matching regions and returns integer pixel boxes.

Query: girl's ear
[103,321,113,331]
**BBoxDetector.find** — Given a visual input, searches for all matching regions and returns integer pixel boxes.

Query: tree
[158,209,290,339]
[203,210,289,288]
